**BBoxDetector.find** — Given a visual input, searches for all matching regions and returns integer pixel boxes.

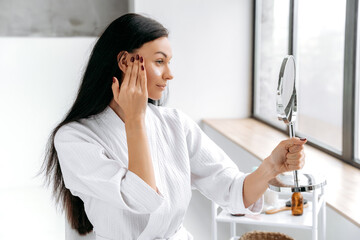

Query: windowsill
[202,118,360,228]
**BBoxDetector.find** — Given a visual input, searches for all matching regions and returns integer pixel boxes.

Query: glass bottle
[291,192,303,216]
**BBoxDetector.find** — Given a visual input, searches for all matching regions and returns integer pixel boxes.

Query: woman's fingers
[284,137,307,150]
[129,55,139,88]
[138,56,147,91]
[135,55,142,88]
[120,53,144,90]
[286,156,304,165]
[288,144,304,154]
[286,159,305,170]
[112,77,120,102]
[268,138,307,175]
[287,151,304,160]
[121,57,133,88]
[286,151,305,170]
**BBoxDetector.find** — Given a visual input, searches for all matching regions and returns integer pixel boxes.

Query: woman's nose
[164,66,174,80]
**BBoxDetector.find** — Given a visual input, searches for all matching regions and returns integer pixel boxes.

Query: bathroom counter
[202,118,360,228]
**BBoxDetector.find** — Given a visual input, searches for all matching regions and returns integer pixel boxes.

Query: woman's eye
[155,60,164,64]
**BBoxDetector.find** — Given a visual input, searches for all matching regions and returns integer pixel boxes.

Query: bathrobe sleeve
[178,111,263,215]
[54,125,164,214]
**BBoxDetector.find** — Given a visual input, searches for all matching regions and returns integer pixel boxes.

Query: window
[297,0,345,153]
[253,0,360,169]
[253,0,290,131]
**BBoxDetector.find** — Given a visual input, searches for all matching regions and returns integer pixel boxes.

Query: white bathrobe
[54,103,263,240]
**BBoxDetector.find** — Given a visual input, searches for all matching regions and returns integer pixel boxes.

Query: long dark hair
[40,13,169,235]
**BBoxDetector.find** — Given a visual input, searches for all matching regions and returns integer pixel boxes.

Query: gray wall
[0,0,129,36]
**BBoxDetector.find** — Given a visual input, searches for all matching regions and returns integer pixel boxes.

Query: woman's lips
[156,84,166,90]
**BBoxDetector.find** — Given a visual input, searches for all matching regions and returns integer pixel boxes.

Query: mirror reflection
[277,55,297,125]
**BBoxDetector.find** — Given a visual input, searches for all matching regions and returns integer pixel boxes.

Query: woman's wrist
[243,158,275,208]
[125,116,146,129]
[258,156,278,181]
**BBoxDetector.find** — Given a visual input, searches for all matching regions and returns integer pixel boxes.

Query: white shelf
[216,202,313,229]
[212,187,326,240]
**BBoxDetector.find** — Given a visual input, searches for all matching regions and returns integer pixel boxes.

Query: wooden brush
[265,199,308,214]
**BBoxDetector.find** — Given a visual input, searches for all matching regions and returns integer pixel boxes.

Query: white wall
[133,0,254,123]
[0,37,97,240]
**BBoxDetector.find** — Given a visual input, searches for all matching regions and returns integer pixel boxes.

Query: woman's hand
[243,137,307,208]
[265,137,307,177]
[112,54,147,122]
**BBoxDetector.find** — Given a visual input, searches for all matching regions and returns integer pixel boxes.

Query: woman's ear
[117,51,128,73]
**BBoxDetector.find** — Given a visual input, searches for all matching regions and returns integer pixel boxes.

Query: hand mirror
[268,55,326,192]
[277,55,300,188]
[277,55,297,125]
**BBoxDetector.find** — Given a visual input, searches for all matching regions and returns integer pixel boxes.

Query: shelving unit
[211,187,326,240]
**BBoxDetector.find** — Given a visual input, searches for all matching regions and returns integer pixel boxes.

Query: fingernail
[141,65,144,71]
[136,54,139,60]
[300,138,307,141]
[112,77,115,83]
[140,56,143,63]
[131,57,135,62]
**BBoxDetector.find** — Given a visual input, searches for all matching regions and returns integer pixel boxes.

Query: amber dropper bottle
[291,191,303,216]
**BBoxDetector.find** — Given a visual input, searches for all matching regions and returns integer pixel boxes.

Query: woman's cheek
[153,68,161,76]
[145,68,154,89]
[146,66,161,82]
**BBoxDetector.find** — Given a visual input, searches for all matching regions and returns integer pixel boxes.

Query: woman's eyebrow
[154,51,171,59]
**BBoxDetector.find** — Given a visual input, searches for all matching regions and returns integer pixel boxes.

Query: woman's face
[133,37,173,100]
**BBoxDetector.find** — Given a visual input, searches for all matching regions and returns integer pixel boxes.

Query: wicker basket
[239,230,294,240]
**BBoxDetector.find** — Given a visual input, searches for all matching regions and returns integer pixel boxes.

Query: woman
[41,13,306,240]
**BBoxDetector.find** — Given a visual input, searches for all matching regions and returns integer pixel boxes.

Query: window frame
[252,0,360,169]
